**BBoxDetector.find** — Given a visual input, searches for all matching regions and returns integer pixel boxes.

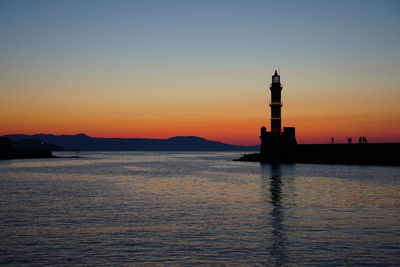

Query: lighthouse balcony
[269,101,283,106]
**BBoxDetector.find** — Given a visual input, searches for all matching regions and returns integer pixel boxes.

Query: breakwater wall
[236,143,400,166]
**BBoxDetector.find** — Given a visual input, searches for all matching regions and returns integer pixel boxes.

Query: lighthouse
[260,70,297,154]
[270,70,282,133]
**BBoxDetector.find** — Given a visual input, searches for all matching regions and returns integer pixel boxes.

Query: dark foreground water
[0,152,399,265]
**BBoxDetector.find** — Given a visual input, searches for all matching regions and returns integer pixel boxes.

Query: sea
[0,151,399,265]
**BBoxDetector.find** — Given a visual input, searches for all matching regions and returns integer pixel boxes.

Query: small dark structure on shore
[236,71,400,166]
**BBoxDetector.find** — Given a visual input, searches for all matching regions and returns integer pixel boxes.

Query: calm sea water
[0,151,399,265]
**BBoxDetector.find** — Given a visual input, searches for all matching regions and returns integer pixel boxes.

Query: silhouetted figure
[359,136,362,144]
[331,137,334,144]
[348,137,352,144]
[363,136,368,143]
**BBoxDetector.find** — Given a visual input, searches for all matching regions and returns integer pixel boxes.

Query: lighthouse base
[260,126,297,155]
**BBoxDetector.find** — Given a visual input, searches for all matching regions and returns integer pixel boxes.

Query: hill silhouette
[0,137,55,160]
[4,134,258,151]
[11,138,64,151]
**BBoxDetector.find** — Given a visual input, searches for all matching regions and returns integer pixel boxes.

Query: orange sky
[1,74,399,145]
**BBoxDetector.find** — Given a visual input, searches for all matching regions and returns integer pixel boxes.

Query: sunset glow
[1,1,399,145]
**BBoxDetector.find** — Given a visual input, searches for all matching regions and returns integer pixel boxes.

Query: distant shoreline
[4,134,258,151]
[0,153,80,161]
[0,150,54,160]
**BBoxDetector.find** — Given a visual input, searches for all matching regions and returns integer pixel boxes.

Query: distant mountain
[11,138,64,151]
[4,134,259,151]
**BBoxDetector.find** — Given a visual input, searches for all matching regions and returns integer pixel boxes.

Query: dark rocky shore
[235,143,400,166]
[1,150,54,160]
[0,137,56,160]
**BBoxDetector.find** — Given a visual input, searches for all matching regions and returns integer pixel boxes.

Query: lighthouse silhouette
[270,70,283,133]
[260,70,297,154]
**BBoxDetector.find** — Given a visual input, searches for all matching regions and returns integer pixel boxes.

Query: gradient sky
[1,0,399,145]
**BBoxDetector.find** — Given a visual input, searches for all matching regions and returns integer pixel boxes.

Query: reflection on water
[269,164,288,266]
[260,164,289,266]
[0,152,400,265]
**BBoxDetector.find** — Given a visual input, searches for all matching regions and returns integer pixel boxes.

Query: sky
[0,0,399,145]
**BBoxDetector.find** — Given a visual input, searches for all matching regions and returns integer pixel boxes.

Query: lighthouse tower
[270,70,282,133]
[260,70,297,155]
